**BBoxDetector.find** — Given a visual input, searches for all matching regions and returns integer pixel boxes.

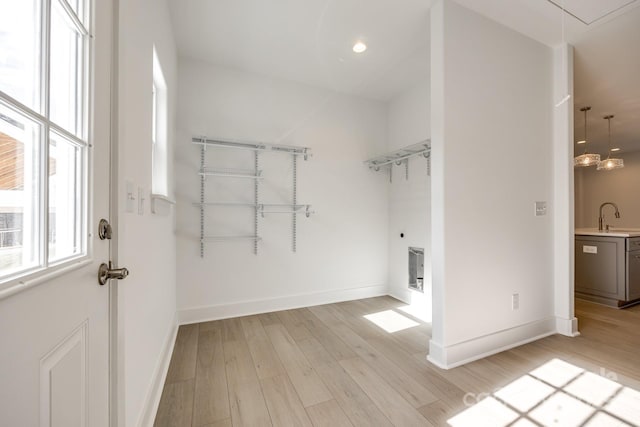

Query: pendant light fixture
[597,115,624,171]
[574,106,600,167]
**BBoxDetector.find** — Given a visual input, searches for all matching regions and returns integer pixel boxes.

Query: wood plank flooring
[154,297,640,426]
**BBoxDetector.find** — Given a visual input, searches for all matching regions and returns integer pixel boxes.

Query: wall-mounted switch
[138,187,145,215]
[534,201,547,216]
[512,293,519,310]
[125,180,135,213]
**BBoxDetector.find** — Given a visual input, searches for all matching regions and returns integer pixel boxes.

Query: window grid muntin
[0,0,90,285]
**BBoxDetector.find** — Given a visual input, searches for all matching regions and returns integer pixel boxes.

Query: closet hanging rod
[202,235,262,241]
[260,204,314,217]
[260,203,311,208]
[199,168,263,179]
[194,202,258,207]
[192,136,311,158]
[261,210,314,217]
[365,139,431,169]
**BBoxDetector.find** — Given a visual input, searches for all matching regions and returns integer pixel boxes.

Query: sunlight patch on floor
[447,358,640,426]
[396,288,432,322]
[363,310,419,333]
[448,396,518,427]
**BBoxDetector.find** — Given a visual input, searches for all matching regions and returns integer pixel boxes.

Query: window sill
[150,193,176,215]
[0,256,92,301]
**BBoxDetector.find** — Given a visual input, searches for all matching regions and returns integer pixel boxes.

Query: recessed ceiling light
[577,140,586,144]
[353,41,367,53]
[611,148,621,152]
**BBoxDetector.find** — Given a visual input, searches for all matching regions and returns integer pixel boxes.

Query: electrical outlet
[512,293,519,310]
[534,201,547,216]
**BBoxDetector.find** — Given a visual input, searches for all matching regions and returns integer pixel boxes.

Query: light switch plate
[125,180,135,213]
[138,187,145,215]
[534,201,547,216]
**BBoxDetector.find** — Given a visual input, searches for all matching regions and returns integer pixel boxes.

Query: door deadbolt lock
[98,261,129,286]
[98,219,113,240]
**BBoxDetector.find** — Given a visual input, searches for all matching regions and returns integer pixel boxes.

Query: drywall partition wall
[176,59,389,321]
[552,44,578,338]
[575,150,640,228]
[386,79,432,316]
[117,0,178,425]
[429,0,555,368]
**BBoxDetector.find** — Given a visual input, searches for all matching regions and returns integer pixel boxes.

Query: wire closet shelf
[364,140,431,182]
[193,136,313,257]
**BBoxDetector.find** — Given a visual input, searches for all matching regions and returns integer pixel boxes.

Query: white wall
[386,79,432,317]
[176,59,389,321]
[430,0,555,368]
[575,150,640,228]
[117,0,178,425]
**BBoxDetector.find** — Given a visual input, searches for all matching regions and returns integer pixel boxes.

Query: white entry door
[0,0,116,426]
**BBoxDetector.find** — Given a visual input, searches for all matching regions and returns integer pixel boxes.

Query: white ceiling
[168,0,431,101]
[572,5,640,154]
[168,0,640,150]
[452,0,640,47]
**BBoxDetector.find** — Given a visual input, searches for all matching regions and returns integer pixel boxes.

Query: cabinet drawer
[627,237,640,251]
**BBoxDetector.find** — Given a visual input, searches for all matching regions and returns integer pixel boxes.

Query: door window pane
[0,0,89,285]
[49,132,83,262]
[0,102,41,276]
[0,0,41,110]
[50,1,83,136]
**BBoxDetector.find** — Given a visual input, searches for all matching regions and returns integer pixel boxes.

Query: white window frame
[151,47,168,197]
[0,0,92,290]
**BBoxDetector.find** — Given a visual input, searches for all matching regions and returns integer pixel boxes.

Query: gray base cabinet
[575,235,640,307]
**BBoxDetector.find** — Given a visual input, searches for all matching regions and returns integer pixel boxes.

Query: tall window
[0,0,90,284]
[152,48,168,197]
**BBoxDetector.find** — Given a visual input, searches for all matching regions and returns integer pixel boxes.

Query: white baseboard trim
[178,284,389,325]
[137,314,179,427]
[387,287,411,304]
[427,316,556,369]
[555,316,580,337]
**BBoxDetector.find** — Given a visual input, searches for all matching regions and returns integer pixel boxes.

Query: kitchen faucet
[599,202,620,231]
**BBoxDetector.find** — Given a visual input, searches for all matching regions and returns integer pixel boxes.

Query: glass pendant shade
[574,106,599,167]
[574,153,601,167]
[597,115,624,171]
[597,157,624,170]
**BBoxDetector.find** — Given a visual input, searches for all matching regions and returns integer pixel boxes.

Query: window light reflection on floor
[363,310,419,333]
[447,358,640,427]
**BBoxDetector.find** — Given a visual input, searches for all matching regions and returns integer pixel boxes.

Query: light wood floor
[154,297,640,426]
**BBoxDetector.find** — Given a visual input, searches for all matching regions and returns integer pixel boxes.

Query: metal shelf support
[254,151,259,255]
[199,144,205,257]
[193,136,311,158]
[195,135,311,255]
[292,153,297,253]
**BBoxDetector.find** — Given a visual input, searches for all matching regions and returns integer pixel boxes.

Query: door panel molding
[40,321,88,427]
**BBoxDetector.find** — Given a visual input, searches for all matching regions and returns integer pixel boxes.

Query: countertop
[576,228,640,237]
